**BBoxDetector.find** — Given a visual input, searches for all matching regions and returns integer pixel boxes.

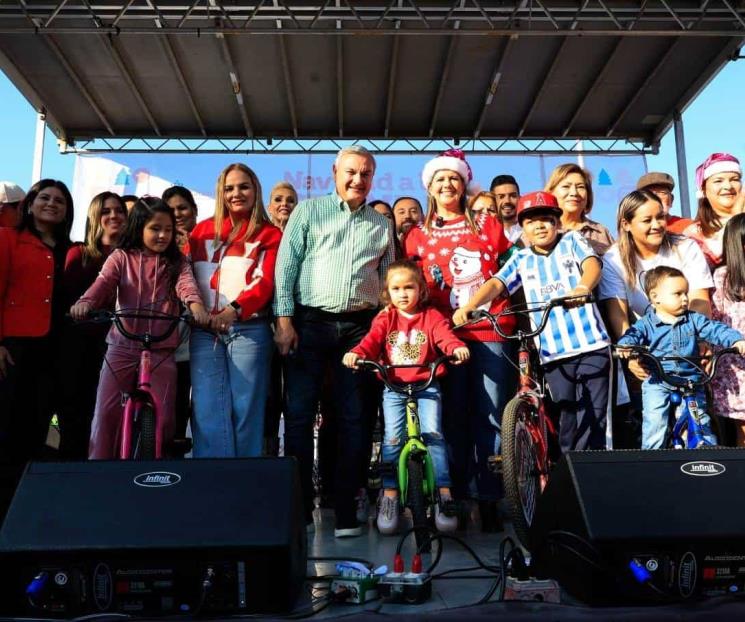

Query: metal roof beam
[606,37,681,137]
[45,35,115,135]
[216,33,253,137]
[278,35,299,137]
[104,36,161,135]
[159,34,206,136]
[429,10,461,137]
[473,35,514,139]
[518,37,569,137]
[383,26,400,138]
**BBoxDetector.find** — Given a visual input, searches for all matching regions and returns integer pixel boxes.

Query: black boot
[478,500,503,533]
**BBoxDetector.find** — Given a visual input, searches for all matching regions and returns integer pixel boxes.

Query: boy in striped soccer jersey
[453,191,612,452]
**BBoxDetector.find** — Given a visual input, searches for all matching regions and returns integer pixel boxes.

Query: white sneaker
[355,488,370,524]
[435,499,458,533]
[376,495,400,535]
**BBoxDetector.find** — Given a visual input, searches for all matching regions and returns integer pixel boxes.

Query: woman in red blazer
[0,179,74,465]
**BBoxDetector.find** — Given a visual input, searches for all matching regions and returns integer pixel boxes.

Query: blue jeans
[190,321,272,457]
[381,382,450,490]
[441,340,517,501]
[642,378,716,449]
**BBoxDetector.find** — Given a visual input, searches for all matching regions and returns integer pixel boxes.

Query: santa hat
[451,240,494,278]
[421,149,476,192]
[694,153,741,199]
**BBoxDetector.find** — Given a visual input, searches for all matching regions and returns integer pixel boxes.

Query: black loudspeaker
[0,458,307,617]
[529,449,745,604]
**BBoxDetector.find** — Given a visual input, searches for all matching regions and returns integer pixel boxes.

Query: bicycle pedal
[487,455,503,475]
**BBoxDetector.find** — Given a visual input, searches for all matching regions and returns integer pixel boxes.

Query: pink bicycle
[88,308,190,460]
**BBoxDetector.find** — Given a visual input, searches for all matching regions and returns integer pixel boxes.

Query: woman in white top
[599,189,713,340]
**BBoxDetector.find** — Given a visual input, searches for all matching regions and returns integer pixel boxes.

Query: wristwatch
[229,300,242,316]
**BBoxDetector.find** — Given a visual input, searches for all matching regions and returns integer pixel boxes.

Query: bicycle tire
[133,402,157,460]
[406,457,429,552]
[502,395,541,550]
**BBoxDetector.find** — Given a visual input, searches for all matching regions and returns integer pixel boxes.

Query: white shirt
[598,238,713,320]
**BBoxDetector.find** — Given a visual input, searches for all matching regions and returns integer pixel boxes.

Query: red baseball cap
[517,191,562,223]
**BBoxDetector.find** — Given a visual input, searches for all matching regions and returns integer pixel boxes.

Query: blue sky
[1,59,744,218]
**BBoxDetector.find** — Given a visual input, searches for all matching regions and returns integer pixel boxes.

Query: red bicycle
[467,295,588,548]
[87,308,190,460]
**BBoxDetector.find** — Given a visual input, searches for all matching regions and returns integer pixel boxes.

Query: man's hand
[275,316,299,356]
[0,346,14,380]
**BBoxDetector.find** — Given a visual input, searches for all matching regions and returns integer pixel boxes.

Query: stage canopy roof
[0,0,743,154]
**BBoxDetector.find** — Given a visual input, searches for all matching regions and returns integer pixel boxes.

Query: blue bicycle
[613,345,739,448]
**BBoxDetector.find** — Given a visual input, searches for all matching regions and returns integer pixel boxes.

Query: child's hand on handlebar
[562,285,590,308]
[614,346,633,359]
[452,306,472,326]
[70,301,92,321]
[452,346,470,364]
[342,352,361,369]
[734,340,745,355]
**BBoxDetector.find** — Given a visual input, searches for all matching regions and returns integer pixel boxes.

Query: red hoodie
[351,306,466,384]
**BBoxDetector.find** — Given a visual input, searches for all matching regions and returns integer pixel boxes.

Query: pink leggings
[89,345,176,459]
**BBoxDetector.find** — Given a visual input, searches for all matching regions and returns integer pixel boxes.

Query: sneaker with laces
[376,495,400,535]
[435,498,458,532]
[355,488,370,524]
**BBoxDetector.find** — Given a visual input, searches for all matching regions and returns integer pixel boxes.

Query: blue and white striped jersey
[495,231,610,363]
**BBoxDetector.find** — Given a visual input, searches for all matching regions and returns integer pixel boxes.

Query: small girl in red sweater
[343,260,469,535]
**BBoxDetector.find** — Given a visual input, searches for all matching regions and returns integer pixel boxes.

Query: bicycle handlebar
[355,354,455,395]
[81,308,191,345]
[612,344,740,390]
[456,293,595,340]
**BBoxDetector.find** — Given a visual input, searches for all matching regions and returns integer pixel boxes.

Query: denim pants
[641,379,715,449]
[283,308,374,526]
[381,382,450,490]
[190,321,272,458]
[441,340,517,501]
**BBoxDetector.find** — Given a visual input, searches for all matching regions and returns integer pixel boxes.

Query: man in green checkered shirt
[274,146,396,538]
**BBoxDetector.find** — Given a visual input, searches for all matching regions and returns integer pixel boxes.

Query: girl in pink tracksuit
[71,198,208,459]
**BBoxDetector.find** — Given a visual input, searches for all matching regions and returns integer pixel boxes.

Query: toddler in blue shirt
[617,265,745,448]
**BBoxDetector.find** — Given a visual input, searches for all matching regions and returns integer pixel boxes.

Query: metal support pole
[673,110,691,218]
[32,110,46,184]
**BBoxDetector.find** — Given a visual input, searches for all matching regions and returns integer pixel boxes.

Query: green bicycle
[356,354,454,551]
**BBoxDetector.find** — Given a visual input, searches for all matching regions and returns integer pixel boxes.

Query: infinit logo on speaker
[133,471,182,487]
[680,461,726,477]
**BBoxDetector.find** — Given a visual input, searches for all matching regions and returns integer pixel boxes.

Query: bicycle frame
[398,393,436,505]
[120,349,164,460]
[672,392,708,449]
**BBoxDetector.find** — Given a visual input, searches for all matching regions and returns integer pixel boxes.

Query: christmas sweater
[351,306,466,384]
[188,217,282,321]
[402,212,516,342]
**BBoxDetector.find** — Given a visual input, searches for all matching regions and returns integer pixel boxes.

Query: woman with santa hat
[683,153,744,268]
[402,149,516,532]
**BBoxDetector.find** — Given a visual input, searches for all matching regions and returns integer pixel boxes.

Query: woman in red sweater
[402,150,517,531]
[58,192,126,459]
[188,163,282,457]
[0,179,74,465]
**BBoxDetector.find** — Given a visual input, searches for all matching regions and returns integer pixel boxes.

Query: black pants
[543,348,611,453]
[283,307,375,527]
[0,336,58,465]
[56,328,107,460]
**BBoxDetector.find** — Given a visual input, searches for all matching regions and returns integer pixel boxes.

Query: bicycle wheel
[502,396,541,549]
[133,402,157,460]
[406,457,430,552]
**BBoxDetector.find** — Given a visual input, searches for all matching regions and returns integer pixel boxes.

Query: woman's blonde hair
[423,169,477,234]
[213,163,268,246]
[269,181,298,204]
[83,191,125,265]
[467,191,497,214]
[380,259,429,308]
[544,163,594,215]
[616,189,672,287]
